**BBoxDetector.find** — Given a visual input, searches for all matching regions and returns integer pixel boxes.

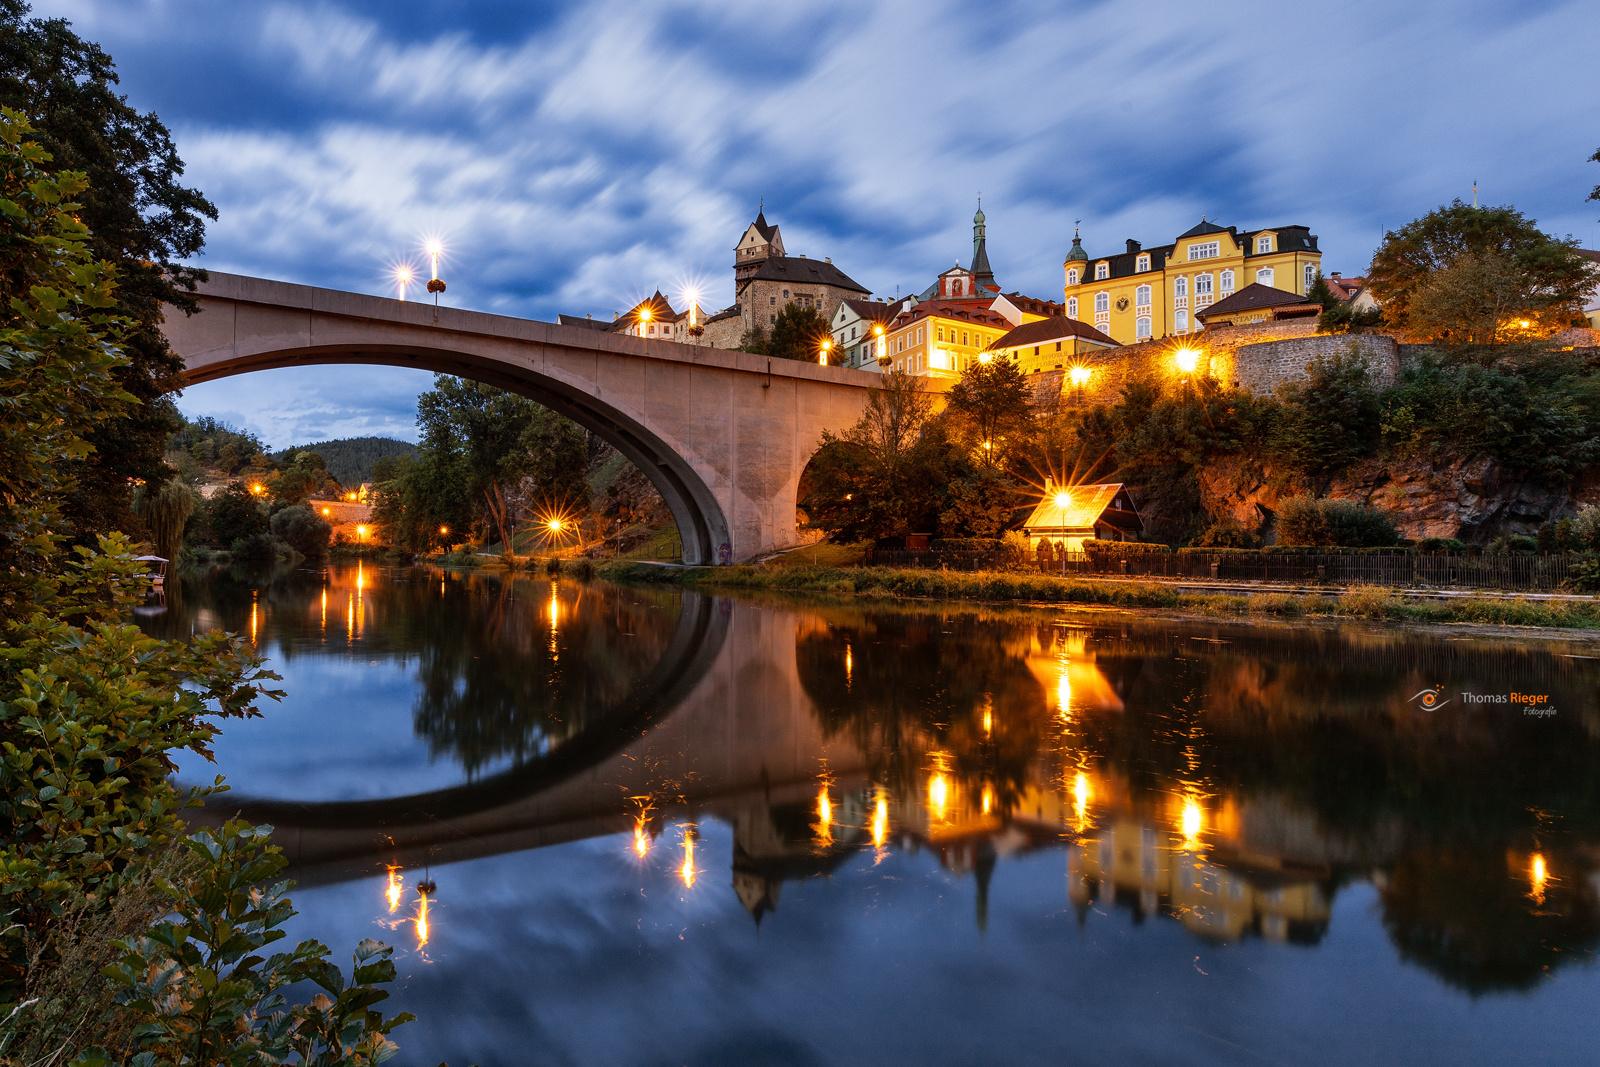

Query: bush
[1487,534,1539,556]
[207,483,269,546]
[231,531,280,564]
[1276,495,1399,547]
[1192,519,1258,548]
[1572,506,1600,552]
[1567,558,1600,594]
[1416,536,1467,553]
[270,504,333,558]
[1082,538,1171,556]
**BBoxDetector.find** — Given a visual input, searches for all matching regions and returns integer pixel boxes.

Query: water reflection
[162,571,1600,1062]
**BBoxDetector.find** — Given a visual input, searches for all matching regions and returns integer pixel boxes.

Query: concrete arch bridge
[161,272,891,563]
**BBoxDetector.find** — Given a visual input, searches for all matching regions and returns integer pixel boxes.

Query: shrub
[1567,558,1600,594]
[1572,506,1600,552]
[1341,584,1399,618]
[270,504,332,558]
[230,531,280,564]
[1416,536,1467,553]
[1276,495,1399,547]
[1192,519,1258,548]
[1487,534,1539,556]
[1082,538,1171,556]
[207,483,270,546]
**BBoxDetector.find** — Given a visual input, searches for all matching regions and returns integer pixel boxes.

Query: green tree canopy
[0,2,218,541]
[1367,201,1594,338]
[767,304,830,362]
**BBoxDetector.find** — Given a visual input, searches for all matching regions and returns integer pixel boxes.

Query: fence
[1036,551,1583,592]
[865,548,1587,592]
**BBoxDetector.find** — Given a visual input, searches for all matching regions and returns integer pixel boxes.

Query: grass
[591,563,1600,630]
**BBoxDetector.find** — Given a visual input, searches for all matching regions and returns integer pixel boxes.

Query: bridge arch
[162,272,884,563]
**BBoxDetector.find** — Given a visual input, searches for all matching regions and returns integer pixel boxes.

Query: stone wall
[1231,334,1398,395]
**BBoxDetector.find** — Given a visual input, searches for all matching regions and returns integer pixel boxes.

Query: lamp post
[1174,347,1199,397]
[820,338,832,366]
[1069,365,1091,405]
[873,324,885,368]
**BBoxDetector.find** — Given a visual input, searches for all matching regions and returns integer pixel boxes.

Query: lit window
[962,331,968,346]
[1067,296,1078,318]
[1136,254,1150,272]
[1094,292,1110,314]
[1305,264,1315,293]
[1188,241,1219,260]
[1256,234,1272,253]
[1135,284,1151,306]
[1175,309,1188,332]
[1174,276,1188,299]
[936,326,944,342]
[1095,262,1109,280]
[1136,316,1151,339]
[1220,269,1235,294]
[1257,268,1275,286]
[1066,268,1079,286]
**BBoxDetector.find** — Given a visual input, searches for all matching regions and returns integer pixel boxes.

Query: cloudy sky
[32,0,1600,448]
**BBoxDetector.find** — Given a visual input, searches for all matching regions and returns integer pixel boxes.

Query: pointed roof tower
[1065,224,1089,264]
[969,199,996,291]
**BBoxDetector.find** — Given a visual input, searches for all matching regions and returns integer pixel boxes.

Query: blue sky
[32,0,1600,447]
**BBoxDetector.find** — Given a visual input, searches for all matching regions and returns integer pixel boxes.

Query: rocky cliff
[1198,454,1600,543]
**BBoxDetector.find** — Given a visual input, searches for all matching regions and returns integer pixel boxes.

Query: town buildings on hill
[1061,220,1323,344]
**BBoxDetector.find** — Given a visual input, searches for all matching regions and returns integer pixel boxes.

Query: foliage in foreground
[0,109,409,1065]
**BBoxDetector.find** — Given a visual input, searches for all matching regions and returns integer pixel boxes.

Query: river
[144,563,1600,1066]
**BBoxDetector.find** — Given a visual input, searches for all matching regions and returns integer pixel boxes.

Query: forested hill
[273,437,417,486]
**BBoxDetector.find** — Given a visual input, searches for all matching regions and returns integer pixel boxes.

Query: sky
[30,0,1600,448]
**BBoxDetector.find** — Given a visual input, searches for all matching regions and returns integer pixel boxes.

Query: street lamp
[1174,347,1199,374]
[873,324,886,364]
[1069,364,1091,405]
[820,338,832,366]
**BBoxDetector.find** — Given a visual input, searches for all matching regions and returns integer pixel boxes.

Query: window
[954,280,964,295]
[961,331,968,346]
[1136,254,1150,272]
[1066,268,1079,286]
[1220,269,1235,294]
[851,326,857,339]
[1095,262,1109,280]
[1067,296,1078,318]
[1136,316,1152,339]
[936,326,944,342]
[1135,284,1151,307]
[1256,268,1275,286]
[1304,264,1315,293]
[770,314,776,323]
[1174,276,1188,299]
[769,296,776,305]
[916,327,923,345]
[1256,234,1273,253]
[1195,274,1212,297]
[1188,241,1219,260]
[782,289,789,297]
[1033,345,1040,356]
[1094,292,1110,314]
[1055,341,1062,351]
[1175,308,1188,332]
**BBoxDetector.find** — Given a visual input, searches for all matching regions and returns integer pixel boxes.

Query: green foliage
[269,505,332,559]
[94,822,412,1067]
[942,353,1034,467]
[1416,537,1468,554]
[735,323,768,354]
[1082,538,1171,555]
[264,450,339,506]
[206,484,268,548]
[1568,558,1600,594]
[1192,519,1258,548]
[1270,347,1382,475]
[1486,534,1539,556]
[1276,495,1399,547]
[1367,200,1596,338]
[0,6,217,544]
[271,437,416,488]
[938,467,1019,539]
[1379,350,1599,483]
[131,478,196,563]
[165,415,270,482]
[766,304,829,362]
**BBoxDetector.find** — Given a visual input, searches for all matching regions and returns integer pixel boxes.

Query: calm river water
[146,564,1600,1067]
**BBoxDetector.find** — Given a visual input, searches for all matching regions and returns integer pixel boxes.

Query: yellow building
[1062,220,1323,344]
[880,299,1012,380]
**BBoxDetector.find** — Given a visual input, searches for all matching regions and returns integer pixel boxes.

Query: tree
[1310,269,1382,333]
[1404,251,1567,344]
[1367,201,1595,337]
[131,476,195,563]
[766,304,830,362]
[270,504,332,558]
[942,354,1034,467]
[207,482,269,547]
[1270,347,1382,475]
[414,376,589,554]
[0,3,218,542]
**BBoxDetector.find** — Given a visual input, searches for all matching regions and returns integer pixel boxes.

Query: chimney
[1330,271,1342,279]
[825,257,832,264]
[1126,239,1141,254]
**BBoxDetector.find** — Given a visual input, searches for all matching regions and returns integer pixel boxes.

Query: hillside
[274,436,417,487]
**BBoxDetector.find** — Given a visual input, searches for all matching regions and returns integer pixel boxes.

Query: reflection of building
[730,790,868,924]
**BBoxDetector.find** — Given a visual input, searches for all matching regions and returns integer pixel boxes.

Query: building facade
[733,211,870,337]
[1062,220,1322,345]
[880,299,1012,380]
[830,297,901,370]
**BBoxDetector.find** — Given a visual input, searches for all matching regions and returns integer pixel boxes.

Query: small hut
[1020,481,1143,556]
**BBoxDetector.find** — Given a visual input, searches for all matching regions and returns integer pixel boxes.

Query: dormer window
[1136,254,1150,272]
[1256,234,1273,253]
[1094,262,1109,281]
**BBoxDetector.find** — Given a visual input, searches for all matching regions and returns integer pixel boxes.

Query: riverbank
[592,560,1600,630]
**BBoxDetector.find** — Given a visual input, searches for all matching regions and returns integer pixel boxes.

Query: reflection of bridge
[160,272,885,563]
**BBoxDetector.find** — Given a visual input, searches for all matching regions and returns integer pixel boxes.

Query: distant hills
[273,436,417,487]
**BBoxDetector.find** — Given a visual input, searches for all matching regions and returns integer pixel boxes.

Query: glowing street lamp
[356,524,368,543]
[1069,364,1091,405]
[977,350,994,364]
[426,240,442,281]
[820,338,832,366]
[1052,489,1073,510]
[873,324,886,363]
[1174,347,1200,374]
[394,265,413,302]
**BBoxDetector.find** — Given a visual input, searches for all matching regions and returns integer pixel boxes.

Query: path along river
[143,563,1600,1067]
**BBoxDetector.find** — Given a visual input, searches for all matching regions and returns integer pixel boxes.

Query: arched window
[1195,274,1213,298]
[954,280,964,296]
[1094,292,1110,314]
[1256,234,1273,253]
[1256,267,1275,286]
[1220,269,1235,294]
[1066,268,1079,286]
[1095,262,1109,281]
[1136,316,1152,339]
[1135,284,1151,307]
[1174,276,1188,299]
[1067,296,1078,318]
[1175,309,1189,332]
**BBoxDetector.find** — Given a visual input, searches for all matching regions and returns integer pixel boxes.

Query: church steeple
[969,199,995,290]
